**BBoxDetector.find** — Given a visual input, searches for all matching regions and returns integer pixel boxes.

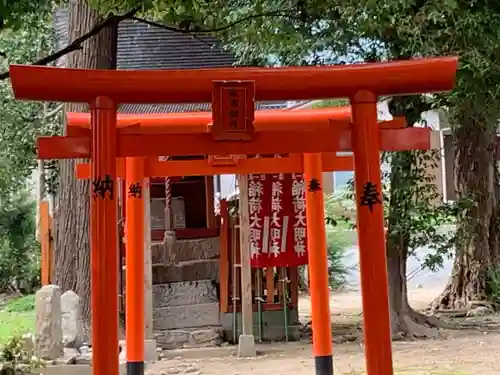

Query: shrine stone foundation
[150,236,300,348]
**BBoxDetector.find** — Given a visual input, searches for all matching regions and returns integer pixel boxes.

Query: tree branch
[129,10,296,50]
[0,7,295,81]
[0,7,141,81]
[131,10,296,34]
[45,104,64,118]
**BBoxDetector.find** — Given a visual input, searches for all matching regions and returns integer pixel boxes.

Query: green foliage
[323,193,352,290]
[299,227,350,292]
[0,0,54,30]
[193,0,500,126]
[3,295,35,314]
[27,0,500,127]
[337,149,457,271]
[325,193,355,228]
[0,6,58,297]
[312,99,349,109]
[0,296,35,346]
[339,0,500,123]
[326,229,350,290]
[89,0,500,159]
[0,333,44,374]
[384,150,457,271]
[0,10,60,199]
[0,191,40,293]
[486,268,500,304]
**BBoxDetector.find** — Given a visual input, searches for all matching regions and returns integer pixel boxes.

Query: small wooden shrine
[148,170,217,241]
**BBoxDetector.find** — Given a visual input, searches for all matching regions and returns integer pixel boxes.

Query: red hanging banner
[290,173,307,260]
[248,166,271,261]
[249,156,308,268]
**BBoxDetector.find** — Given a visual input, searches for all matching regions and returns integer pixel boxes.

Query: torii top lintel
[9,57,458,104]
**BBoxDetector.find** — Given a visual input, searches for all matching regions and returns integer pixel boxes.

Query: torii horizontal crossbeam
[75,154,354,179]
[65,108,406,136]
[67,107,351,128]
[36,127,435,160]
[66,107,352,135]
[9,57,457,103]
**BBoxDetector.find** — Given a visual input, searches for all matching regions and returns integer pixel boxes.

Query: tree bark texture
[53,0,117,340]
[433,109,500,309]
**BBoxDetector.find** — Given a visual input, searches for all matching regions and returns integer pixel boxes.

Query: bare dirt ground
[147,287,500,375]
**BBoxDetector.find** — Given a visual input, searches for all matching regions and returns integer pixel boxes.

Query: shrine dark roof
[53,9,287,113]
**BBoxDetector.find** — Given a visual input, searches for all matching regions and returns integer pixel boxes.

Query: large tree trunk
[53,0,117,340]
[387,238,439,337]
[386,151,440,338]
[433,108,499,309]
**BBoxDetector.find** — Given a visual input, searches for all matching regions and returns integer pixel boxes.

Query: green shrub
[486,267,500,304]
[326,229,350,290]
[0,191,40,293]
[0,333,45,375]
[299,228,350,292]
[325,193,356,229]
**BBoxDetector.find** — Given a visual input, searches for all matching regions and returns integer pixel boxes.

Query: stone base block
[144,339,158,362]
[237,334,256,357]
[153,280,218,308]
[155,326,223,349]
[152,260,219,284]
[154,302,220,330]
[34,363,127,375]
[118,339,158,362]
[34,365,91,375]
[152,237,220,264]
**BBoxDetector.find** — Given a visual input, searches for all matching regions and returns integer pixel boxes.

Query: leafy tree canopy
[0,0,54,30]
[85,0,500,122]
[0,9,58,199]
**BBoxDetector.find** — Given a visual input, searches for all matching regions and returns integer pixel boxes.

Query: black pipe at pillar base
[127,361,144,375]
[314,355,334,375]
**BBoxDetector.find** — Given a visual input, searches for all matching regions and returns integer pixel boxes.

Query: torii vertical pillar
[125,157,146,375]
[304,153,333,375]
[351,91,394,375]
[90,97,119,375]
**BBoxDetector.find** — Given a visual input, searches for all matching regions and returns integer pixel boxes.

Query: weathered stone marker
[61,290,83,348]
[35,285,64,359]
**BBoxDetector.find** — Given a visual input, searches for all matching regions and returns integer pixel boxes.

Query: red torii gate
[9,56,457,375]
